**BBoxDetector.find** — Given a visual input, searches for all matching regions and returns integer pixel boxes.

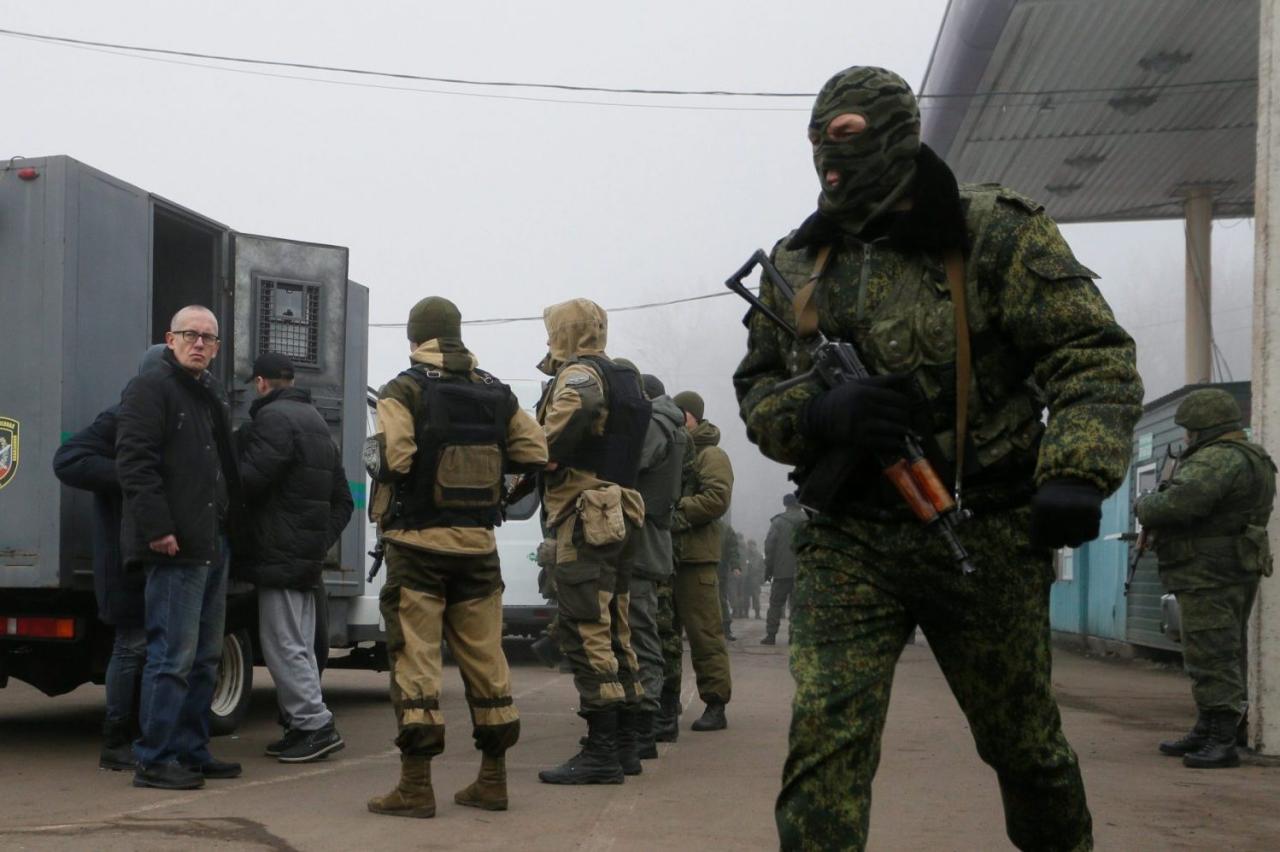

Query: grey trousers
[628,575,664,714]
[766,577,795,639]
[258,587,332,732]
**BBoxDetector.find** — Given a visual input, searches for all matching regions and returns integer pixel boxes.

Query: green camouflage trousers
[1176,580,1258,715]
[780,507,1092,852]
[656,577,682,697]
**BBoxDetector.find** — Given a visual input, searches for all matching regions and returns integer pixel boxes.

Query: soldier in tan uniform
[364,297,548,818]
[535,299,652,785]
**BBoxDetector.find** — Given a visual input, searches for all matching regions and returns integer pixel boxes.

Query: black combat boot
[635,710,658,760]
[691,701,727,732]
[760,633,776,645]
[538,711,625,785]
[1183,710,1242,769]
[615,709,643,776]
[653,691,680,743]
[99,719,135,771]
[1159,712,1210,756]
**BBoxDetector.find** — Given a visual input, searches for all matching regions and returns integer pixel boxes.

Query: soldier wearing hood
[365,297,548,818]
[734,66,1144,851]
[1137,389,1276,769]
[535,298,651,785]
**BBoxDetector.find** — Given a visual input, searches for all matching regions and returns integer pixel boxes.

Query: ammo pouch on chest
[577,484,628,547]
[390,366,514,529]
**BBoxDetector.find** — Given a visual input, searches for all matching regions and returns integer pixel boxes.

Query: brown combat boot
[454,753,508,811]
[368,755,436,818]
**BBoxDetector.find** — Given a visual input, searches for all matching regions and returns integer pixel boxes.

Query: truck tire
[209,627,254,736]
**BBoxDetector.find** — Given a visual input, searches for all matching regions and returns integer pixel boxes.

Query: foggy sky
[0,0,1256,542]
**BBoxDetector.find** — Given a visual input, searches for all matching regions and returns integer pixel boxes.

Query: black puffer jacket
[238,387,354,590]
[52,406,145,627]
[116,350,240,568]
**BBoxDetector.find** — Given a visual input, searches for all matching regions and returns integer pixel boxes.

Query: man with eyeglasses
[116,305,244,790]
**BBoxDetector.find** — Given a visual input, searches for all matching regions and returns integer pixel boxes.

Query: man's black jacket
[115,349,241,568]
[238,386,354,590]
[51,406,145,627]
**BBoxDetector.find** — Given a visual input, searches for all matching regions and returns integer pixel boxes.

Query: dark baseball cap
[247,352,295,383]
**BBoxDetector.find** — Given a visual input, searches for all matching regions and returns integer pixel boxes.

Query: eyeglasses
[171,329,221,345]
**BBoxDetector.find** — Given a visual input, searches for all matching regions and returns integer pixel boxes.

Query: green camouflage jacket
[733,184,1143,520]
[1136,430,1276,590]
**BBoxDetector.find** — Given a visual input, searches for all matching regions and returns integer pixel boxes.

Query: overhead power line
[370,288,752,329]
[0,26,1259,104]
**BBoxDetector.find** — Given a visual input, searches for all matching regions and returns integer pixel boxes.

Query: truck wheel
[210,628,254,736]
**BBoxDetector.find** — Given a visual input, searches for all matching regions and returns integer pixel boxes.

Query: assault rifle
[727,249,977,575]
[1123,445,1180,595]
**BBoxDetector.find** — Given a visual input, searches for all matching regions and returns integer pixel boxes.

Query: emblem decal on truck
[0,416,18,490]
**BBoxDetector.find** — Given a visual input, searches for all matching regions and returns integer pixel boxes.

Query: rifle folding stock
[727,249,977,575]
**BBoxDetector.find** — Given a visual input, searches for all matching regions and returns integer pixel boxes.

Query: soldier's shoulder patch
[565,373,594,387]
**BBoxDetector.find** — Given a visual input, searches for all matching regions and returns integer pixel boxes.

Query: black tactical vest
[388,366,515,530]
[556,356,652,489]
[636,408,688,529]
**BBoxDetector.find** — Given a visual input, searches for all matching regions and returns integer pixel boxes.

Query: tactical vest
[387,365,515,530]
[773,185,1062,505]
[636,408,688,529]
[554,356,652,489]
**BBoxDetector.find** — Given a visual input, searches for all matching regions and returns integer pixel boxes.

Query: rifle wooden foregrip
[909,458,956,514]
[882,460,938,524]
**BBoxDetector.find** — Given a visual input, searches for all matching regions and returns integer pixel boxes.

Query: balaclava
[810,66,921,235]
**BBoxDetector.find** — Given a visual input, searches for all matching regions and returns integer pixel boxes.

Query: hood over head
[538,298,608,375]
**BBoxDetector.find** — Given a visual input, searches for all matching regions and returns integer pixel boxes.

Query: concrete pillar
[1250,0,1280,755]
[1185,190,1214,385]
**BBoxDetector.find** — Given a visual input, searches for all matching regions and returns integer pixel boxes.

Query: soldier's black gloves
[1030,478,1104,548]
[801,375,911,456]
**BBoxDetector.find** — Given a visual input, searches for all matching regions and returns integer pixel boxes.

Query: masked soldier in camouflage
[1136,389,1276,769]
[365,297,548,818]
[734,66,1143,851]
[536,299,652,785]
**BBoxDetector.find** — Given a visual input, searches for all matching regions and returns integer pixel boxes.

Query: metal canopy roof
[920,0,1258,223]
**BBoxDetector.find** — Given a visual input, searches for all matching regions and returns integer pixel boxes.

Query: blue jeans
[134,557,228,768]
[104,625,147,727]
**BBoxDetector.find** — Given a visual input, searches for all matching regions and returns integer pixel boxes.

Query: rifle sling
[794,243,973,501]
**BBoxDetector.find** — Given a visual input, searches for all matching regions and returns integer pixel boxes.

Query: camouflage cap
[407,296,462,345]
[673,390,705,421]
[1174,388,1242,431]
[810,66,920,233]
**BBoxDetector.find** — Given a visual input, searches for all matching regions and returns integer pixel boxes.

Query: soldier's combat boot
[1159,712,1210,756]
[691,701,727,732]
[99,719,135,771]
[1183,710,1242,769]
[368,755,436,818]
[454,753,508,811]
[760,633,776,645]
[538,711,625,785]
[653,691,680,743]
[635,710,658,760]
[615,710,643,776]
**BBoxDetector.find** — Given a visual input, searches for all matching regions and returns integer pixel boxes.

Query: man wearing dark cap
[665,390,734,734]
[1137,389,1276,769]
[734,65,1142,850]
[365,297,547,816]
[238,352,354,763]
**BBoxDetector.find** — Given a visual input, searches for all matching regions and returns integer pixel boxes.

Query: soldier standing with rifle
[1136,389,1276,769]
[733,66,1142,851]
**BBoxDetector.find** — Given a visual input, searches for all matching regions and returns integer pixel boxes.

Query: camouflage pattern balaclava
[810,66,921,235]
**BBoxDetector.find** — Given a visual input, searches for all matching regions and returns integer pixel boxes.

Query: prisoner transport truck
[0,155,377,732]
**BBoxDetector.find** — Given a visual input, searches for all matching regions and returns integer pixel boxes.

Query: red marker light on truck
[16,167,39,181]
[2,616,76,639]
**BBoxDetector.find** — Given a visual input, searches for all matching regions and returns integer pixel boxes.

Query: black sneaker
[183,758,242,779]
[133,762,205,790]
[277,724,345,763]
[265,728,306,757]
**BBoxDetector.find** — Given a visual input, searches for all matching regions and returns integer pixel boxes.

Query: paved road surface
[2,614,1279,850]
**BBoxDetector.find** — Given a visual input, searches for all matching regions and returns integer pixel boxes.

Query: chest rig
[388,365,515,530]
[776,186,1047,506]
